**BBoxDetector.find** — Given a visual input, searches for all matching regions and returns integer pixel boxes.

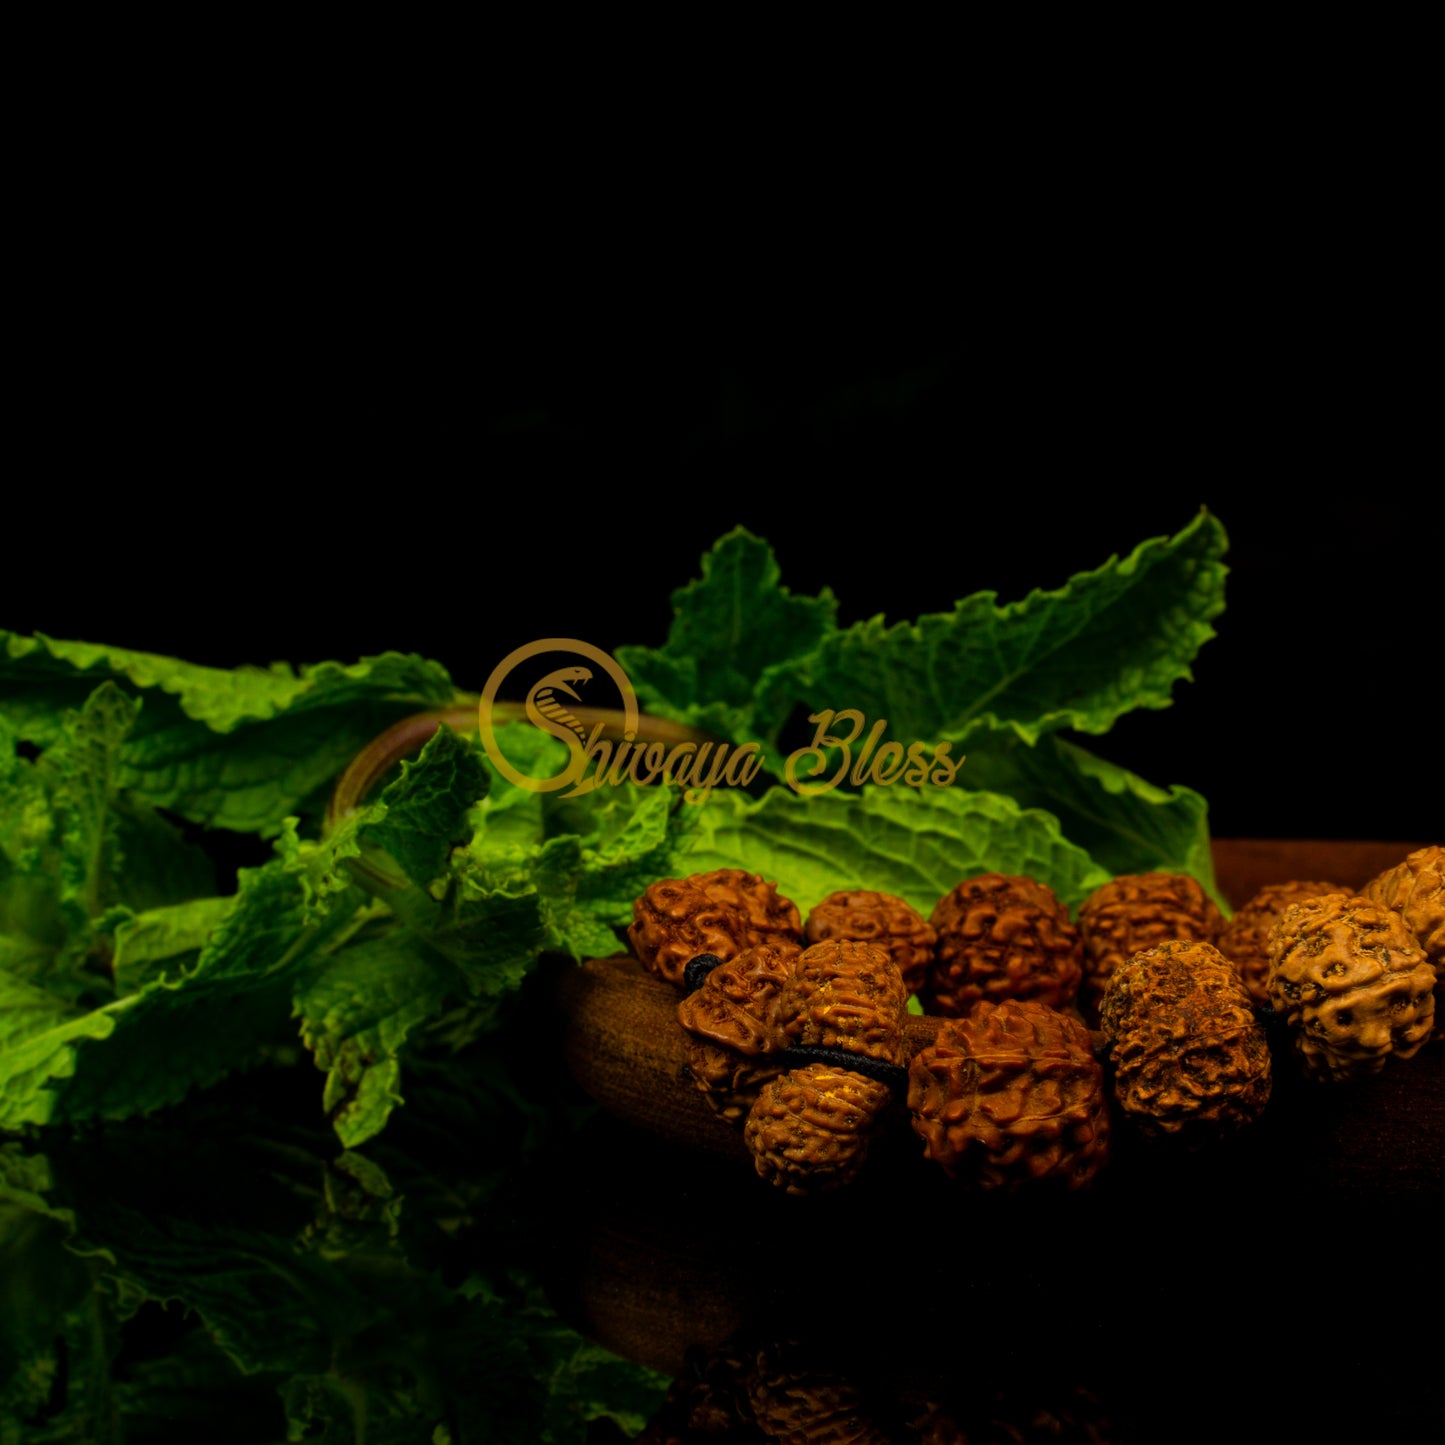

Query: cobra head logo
[478,641,636,796]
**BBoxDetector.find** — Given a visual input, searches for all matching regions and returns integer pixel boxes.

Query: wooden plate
[544,838,1444,1431]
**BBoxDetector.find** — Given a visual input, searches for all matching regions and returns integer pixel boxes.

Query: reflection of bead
[747,1341,893,1445]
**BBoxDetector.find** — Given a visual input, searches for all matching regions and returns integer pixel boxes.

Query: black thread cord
[777,1044,909,1091]
[682,953,725,995]
[682,953,908,1092]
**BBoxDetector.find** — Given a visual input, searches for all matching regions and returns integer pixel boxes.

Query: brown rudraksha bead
[744,1065,896,1196]
[1217,880,1344,1007]
[1099,939,1271,1141]
[906,999,1108,1191]
[629,875,753,985]
[1077,872,1224,1021]
[677,945,793,1122]
[770,938,908,1063]
[1364,845,1445,978]
[1267,892,1436,1082]
[804,888,937,995]
[741,939,908,1194]
[629,870,802,986]
[694,868,805,960]
[926,873,1083,1017]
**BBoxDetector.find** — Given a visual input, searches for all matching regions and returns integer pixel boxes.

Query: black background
[7,331,1438,844]
[4,223,1440,1443]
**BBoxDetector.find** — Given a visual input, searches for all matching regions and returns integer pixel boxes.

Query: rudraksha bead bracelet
[625,850,1443,1195]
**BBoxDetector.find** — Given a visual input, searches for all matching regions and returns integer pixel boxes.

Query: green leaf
[616,527,838,748]
[677,783,1112,916]
[0,1144,70,1224]
[0,968,121,1131]
[0,633,458,836]
[1,701,218,1011]
[303,773,677,1143]
[0,633,456,738]
[359,725,491,890]
[0,844,362,1129]
[295,930,464,1148]
[958,727,1221,901]
[40,682,141,923]
[462,780,685,962]
[108,895,237,994]
[0,721,50,869]
[108,800,217,913]
[400,869,547,995]
[291,724,547,1145]
[1,690,147,1004]
[0,769,65,986]
[796,509,1228,750]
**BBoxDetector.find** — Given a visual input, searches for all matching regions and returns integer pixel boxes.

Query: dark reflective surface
[7,964,1443,1443]
[546,1091,1445,1444]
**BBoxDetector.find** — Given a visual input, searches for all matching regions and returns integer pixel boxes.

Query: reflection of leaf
[113,1327,286,1445]
[8,1075,668,1445]
[0,1145,103,1440]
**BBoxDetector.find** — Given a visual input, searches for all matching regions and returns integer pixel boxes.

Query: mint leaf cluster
[622,510,1228,895]
[0,513,1228,1441]
[0,648,682,1440]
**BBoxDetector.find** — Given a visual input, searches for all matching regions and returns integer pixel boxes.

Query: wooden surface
[1207,837,1426,909]
[546,840,1445,1436]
